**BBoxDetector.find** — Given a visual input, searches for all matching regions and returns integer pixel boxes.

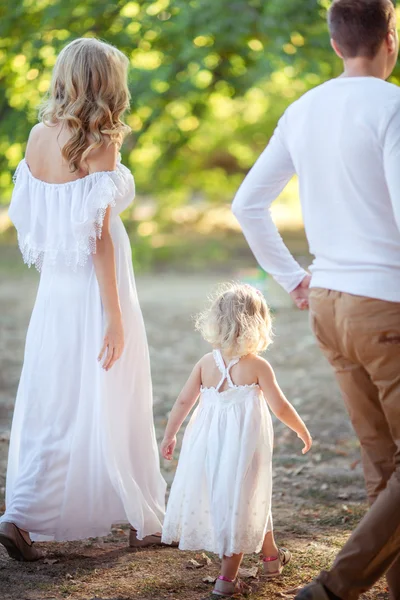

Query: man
[232,1,400,599]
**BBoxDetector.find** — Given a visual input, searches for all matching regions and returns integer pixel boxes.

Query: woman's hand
[161,436,177,460]
[98,316,124,371]
[298,429,313,454]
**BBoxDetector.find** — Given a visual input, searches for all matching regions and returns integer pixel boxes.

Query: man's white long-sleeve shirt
[232,77,400,302]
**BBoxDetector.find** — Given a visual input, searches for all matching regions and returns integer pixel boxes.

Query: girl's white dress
[162,349,274,558]
[0,157,166,541]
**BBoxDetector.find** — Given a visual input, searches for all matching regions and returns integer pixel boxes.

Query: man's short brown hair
[328,0,396,59]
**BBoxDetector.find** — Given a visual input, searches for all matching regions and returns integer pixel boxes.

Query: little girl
[161,283,312,597]
[0,38,166,560]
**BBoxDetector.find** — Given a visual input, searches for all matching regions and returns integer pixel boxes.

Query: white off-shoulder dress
[0,158,166,541]
[162,350,274,558]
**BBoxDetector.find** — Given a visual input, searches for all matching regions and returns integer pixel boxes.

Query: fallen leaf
[203,575,217,584]
[275,586,302,597]
[350,459,361,470]
[293,466,305,476]
[186,559,202,569]
[238,566,258,579]
[190,552,212,567]
[338,492,349,500]
[65,573,74,580]
[43,558,59,565]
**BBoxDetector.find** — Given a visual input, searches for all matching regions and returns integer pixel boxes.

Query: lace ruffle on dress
[10,158,134,271]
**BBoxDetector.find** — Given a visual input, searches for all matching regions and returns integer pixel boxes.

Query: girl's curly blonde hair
[39,37,131,172]
[196,282,273,358]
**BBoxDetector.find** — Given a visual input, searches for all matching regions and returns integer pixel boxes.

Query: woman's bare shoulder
[86,137,118,173]
[29,122,47,138]
[25,123,49,156]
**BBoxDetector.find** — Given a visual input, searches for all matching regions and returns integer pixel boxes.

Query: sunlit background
[1,0,400,271]
[1,6,399,597]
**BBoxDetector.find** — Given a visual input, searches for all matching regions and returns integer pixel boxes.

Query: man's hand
[290,274,311,310]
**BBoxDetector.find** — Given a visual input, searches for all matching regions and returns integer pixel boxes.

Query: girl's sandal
[213,576,250,597]
[263,547,292,578]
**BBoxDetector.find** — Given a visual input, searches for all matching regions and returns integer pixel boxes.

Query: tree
[1,0,399,207]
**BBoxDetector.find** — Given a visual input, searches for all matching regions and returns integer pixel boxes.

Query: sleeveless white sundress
[0,157,166,541]
[162,349,274,558]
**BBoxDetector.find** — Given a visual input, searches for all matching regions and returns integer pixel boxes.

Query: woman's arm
[88,142,124,372]
[93,207,124,371]
[161,360,202,460]
[258,358,312,454]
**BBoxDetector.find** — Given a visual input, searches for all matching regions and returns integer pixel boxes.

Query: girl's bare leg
[220,553,244,580]
[262,530,279,557]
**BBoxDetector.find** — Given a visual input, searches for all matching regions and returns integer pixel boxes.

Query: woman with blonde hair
[0,38,166,560]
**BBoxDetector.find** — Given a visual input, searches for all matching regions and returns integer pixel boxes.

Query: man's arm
[383,105,400,233]
[232,115,308,297]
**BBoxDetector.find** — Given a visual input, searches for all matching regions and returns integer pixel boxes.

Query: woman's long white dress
[0,158,166,541]
[162,350,274,558]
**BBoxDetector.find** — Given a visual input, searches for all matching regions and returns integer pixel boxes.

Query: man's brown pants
[309,289,400,600]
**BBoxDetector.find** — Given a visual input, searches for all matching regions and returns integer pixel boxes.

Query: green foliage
[1,0,399,207]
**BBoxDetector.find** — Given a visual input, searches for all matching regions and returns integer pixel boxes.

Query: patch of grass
[0,511,389,600]
[318,504,367,529]
[299,487,337,503]
[273,455,308,468]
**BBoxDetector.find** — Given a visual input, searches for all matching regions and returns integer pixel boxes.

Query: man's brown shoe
[295,582,334,600]
[0,522,43,562]
[129,528,178,548]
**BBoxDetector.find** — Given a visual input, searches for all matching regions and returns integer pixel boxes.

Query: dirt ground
[0,269,389,600]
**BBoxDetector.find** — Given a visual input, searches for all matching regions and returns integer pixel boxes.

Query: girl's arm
[89,143,124,372]
[161,360,202,460]
[258,359,312,454]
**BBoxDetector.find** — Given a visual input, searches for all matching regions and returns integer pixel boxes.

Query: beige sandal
[263,547,292,578]
[213,576,249,597]
[295,581,332,600]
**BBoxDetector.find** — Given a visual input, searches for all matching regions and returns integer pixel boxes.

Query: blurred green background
[1,0,399,270]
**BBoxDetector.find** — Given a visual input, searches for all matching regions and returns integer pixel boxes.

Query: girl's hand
[161,436,177,460]
[298,429,313,454]
[98,316,125,371]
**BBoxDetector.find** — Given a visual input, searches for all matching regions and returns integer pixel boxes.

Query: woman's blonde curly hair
[39,37,131,172]
[196,282,273,358]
